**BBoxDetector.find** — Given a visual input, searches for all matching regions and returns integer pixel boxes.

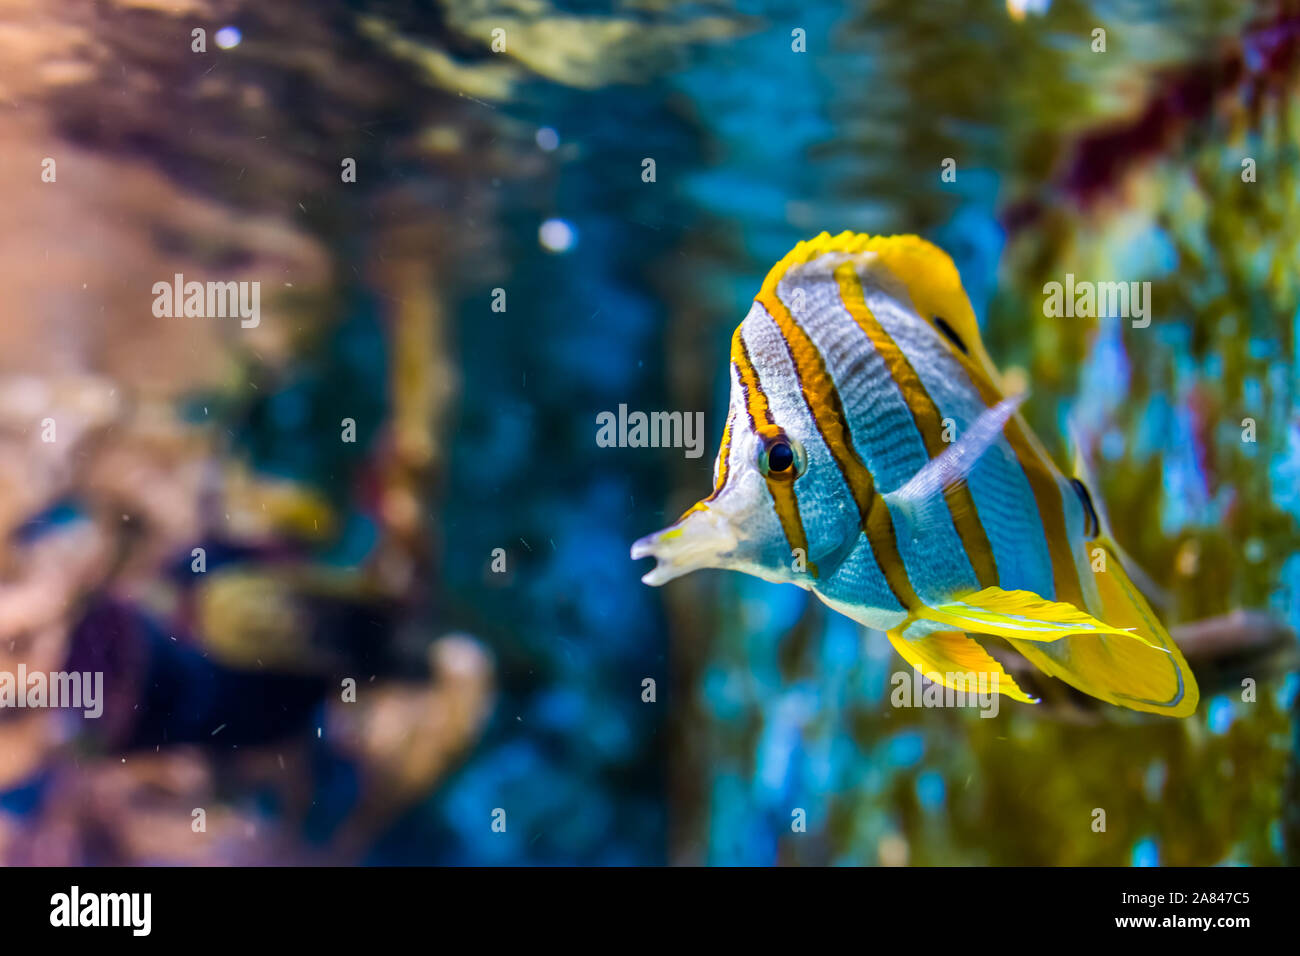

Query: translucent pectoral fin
[883,394,1026,546]
[885,394,1026,505]
[886,629,1038,703]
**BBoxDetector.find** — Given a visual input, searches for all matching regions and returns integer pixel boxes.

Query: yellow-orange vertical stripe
[754,291,919,610]
[944,339,1084,607]
[730,330,815,574]
[706,409,734,499]
[833,262,999,590]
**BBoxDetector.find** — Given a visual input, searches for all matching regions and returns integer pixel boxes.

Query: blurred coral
[0,0,511,865]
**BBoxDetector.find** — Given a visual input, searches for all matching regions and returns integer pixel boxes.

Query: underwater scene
[0,0,1296,871]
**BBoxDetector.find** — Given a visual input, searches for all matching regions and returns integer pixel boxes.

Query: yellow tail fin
[1008,541,1198,717]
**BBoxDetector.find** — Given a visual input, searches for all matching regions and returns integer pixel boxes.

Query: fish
[631,232,1198,717]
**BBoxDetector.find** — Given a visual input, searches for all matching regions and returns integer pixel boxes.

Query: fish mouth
[630,505,738,586]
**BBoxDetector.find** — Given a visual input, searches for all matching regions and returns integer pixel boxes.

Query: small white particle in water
[211,723,226,736]
[535,127,560,151]
[215,26,241,49]
[539,218,576,253]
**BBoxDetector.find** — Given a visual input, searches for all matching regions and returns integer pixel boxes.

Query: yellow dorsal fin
[886,630,1038,703]
[759,232,1002,388]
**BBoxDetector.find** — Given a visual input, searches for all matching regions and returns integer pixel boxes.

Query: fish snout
[630,505,739,586]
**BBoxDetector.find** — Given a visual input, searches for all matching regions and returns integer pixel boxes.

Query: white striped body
[711,248,1095,632]
[633,232,1199,717]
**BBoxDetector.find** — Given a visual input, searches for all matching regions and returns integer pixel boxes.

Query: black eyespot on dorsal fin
[1070,477,1100,539]
[933,316,968,355]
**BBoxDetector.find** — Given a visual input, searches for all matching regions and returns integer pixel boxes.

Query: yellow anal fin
[886,630,1038,704]
[914,587,1162,648]
[1009,545,1198,717]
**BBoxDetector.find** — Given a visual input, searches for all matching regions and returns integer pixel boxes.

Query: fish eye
[758,435,807,479]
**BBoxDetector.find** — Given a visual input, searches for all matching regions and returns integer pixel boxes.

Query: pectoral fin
[884,393,1025,543]
[886,629,1038,703]
[911,586,1165,649]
